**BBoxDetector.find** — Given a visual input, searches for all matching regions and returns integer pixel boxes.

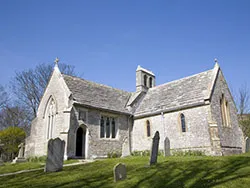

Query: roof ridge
[62,74,131,94]
[149,68,213,90]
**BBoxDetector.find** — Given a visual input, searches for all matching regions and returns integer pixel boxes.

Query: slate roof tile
[62,68,214,117]
[134,69,214,116]
[63,75,131,114]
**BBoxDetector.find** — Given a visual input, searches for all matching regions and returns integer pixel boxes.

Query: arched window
[146,120,151,137]
[149,77,153,88]
[225,101,231,126]
[144,75,148,87]
[47,98,56,139]
[220,94,231,127]
[180,113,186,132]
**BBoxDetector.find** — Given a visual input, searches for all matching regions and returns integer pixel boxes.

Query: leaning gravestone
[164,137,170,157]
[113,163,127,182]
[0,143,4,166]
[149,131,160,165]
[44,137,65,172]
[246,137,250,153]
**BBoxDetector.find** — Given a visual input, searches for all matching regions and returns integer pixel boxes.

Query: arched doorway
[75,127,86,158]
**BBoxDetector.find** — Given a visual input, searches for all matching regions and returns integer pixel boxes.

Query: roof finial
[54,57,59,66]
[214,58,220,69]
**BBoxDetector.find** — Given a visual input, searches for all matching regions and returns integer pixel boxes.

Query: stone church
[25,61,244,159]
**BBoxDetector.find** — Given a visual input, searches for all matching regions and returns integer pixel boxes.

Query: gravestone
[149,131,160,165]
[122,138,130,157]
[12,143,26,163]
[113,163,127,182]
[45,138,65,172]
[246,137,250,153]
[164,137,170,156]
[0,144,4,166]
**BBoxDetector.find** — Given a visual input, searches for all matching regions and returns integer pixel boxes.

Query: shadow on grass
[0,156,250,188]
[0,161,117,188]
[127,156,250,188]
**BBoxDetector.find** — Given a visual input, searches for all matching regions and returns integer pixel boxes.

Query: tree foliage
[239,117,250,138]
[0,126,26,161]
[11,63,76,118]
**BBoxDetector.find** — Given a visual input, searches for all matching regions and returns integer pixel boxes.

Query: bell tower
[136,65,155,92]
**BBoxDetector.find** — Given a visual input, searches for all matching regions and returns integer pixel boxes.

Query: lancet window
[47,98,56,139]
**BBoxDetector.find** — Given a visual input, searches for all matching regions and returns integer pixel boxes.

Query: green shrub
[158,150,164,156]
[27,156,47,163]
[131,150,141,156]
[172,150,205,156]
[107,151,121,158]
[131,150,147,156]
[0,127,26,161]
[131,150,165,156]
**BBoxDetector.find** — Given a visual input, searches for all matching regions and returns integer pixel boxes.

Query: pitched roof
[63,75,131,114]
[134,69,215,117]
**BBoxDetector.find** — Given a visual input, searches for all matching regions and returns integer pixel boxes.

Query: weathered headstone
[12,143,26,163]
[0,144,4,166]
[164,137,170,156]
[122,138,130,157]
[45,137,65,172]
[149,131,160,165]
[246,137,250,153]
[113,163,127,182]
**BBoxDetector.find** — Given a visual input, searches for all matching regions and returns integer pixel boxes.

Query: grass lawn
[0,159,79,175]
[0,153,250,188]
[0,162,44,175]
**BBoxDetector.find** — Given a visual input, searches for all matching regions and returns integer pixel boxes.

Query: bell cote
[136,65,155,92]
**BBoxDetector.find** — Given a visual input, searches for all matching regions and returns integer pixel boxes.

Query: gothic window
[100,116,117,139]
[144,75,148,87]
[47,98,56,139]
[149,77,153,88]
[220,94,231,127]
[180,113,186,132]
[220,98,225,126]
[146,120,151,137]
[225,101,231,126]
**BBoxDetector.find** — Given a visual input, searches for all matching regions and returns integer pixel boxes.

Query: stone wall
[132,105,213,155]
[25,67,71,158]
[209,70,243,155]
[67,106,130,159]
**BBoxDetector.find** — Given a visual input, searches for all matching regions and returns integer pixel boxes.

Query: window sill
[99,138,118,141]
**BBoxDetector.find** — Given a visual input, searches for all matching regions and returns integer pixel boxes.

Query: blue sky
[0,0,249,94]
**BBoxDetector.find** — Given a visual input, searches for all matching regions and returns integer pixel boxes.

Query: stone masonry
[25,62,244,159]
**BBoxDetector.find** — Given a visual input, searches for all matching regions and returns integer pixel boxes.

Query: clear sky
[0,0,249,94]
